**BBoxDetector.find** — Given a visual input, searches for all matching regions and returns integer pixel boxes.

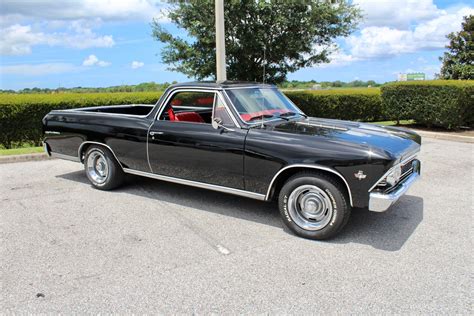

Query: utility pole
[215,0,227,82]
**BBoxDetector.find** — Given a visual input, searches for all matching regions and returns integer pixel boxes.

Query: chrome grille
[384,161,416,194]
[401,158,415,175]
[374,157,416,191]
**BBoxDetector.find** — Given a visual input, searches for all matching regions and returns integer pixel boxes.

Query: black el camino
[42,81,421,239]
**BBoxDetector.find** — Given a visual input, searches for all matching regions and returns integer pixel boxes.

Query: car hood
[268,117,421,160]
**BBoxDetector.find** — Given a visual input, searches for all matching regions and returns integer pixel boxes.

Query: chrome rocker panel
[123,168,266,201]
[368,169,420,212]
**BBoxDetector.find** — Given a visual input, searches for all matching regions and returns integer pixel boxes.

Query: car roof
[168,81,276,89]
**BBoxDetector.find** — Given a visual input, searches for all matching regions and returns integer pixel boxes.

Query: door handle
[149,131,164,136]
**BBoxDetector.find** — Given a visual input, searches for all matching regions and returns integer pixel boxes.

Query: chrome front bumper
[368,167,420,212]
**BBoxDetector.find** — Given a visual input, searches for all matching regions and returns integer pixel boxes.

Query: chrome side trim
[123,168,266,201]
[265,164,353,206]
[224,85,274,90]
[53,110,150,119]
[146,126,154,173]
[77,141,124,169]
[44,131,61,135]
[153,88,241,128]
[54,104,155,119]
[368,151,420,192]
[369,169,420,212]
[51,152,80,162]
[295,121,347,131]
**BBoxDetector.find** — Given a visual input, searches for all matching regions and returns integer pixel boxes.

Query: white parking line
[216,244,231,255]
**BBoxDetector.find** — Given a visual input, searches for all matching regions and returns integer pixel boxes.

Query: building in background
[397,73,426,81]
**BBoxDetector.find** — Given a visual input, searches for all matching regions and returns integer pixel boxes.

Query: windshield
[225,88,302,123]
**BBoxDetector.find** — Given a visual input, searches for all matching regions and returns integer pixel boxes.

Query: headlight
[385,165,402,186]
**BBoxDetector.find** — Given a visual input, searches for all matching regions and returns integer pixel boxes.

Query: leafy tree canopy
[152,0,361,84]
[439,15,473,80]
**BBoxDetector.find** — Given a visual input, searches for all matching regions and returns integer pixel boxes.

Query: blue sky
[0,0,472,90]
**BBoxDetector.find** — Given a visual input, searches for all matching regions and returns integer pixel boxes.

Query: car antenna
[260,45,266,129]
[262,45,266,84]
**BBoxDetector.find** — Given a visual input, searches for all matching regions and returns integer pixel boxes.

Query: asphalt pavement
[1,137,472,313]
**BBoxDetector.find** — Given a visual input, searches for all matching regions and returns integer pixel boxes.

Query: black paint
[43,82,421,208]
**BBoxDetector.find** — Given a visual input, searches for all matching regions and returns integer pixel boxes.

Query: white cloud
[1,0,168,22]
[354,0,440,29]
[0,24,48,55]
[394,64,441,79]
[0,23,114,56]
[307,44,361,68]
[346,6,473,59]
[0,63,78,76]
[318,50,361,68]
[82,55,110,67]
[309,1,472,68]
[0,0,169,56]
[131,61,145,69]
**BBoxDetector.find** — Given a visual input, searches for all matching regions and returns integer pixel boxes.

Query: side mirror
[212,117,223,130]
[212,117,235,132]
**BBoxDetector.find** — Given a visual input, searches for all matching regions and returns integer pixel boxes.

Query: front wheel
[84,146,124,190]
[278,172,351,240]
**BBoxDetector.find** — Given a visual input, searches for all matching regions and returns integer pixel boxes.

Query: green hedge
[285,88,384,122]
[0,89,383,149]
[0,92,163,148]
[381,80,474,129]
[1,81,472,149]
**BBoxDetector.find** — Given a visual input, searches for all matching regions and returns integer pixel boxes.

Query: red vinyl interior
[196,97,214,106]
[174,111,205,123]
[167,108,176,121]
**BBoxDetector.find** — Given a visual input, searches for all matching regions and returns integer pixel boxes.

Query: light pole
[215,0,227,82]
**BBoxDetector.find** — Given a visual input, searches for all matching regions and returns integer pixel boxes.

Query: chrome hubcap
[288,185,334,231]
[86,151,109,184]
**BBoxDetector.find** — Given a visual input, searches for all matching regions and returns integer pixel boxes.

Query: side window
[213,96,235,127]
[160,91,215,123]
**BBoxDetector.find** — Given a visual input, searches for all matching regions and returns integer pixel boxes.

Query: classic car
[42,81,421,240]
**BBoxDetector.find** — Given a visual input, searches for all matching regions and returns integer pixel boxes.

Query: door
[147,89,247,189]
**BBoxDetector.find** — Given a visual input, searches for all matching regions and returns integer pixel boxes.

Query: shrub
[0,92,163,148]
[3,82,472,149]
[0,89,384,148]
[381,80,474,129]
[285,88,384,122]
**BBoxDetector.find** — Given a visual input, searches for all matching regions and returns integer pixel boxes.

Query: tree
[152,1,360,84]
[439,15,473,80]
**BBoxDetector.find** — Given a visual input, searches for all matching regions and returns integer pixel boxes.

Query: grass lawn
[369,120,415,126]
[0,146,44,156]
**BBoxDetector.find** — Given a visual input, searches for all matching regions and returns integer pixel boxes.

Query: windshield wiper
[278,111,308,120]
[278,111,296,120]
[247,114,274,122]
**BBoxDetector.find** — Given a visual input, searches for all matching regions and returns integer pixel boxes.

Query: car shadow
[57,171,423,252]
[332,196,424,251]
[58,171,281,229]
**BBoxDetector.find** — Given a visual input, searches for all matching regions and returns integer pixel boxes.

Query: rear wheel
[278,172,351,240]
[84,146,124,190]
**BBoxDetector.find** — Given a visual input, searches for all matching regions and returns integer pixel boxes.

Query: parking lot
[1,137,472,313]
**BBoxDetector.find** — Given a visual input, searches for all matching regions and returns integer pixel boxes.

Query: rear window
[168,92,215,108]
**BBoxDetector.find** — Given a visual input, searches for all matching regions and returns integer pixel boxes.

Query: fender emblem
[354,170,367,180]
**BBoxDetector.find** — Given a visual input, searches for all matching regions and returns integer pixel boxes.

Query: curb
[0,153,54,164]
[413,130,474,143]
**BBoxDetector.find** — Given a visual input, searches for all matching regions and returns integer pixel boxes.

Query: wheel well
[79,143,91,162]
[268,167,352,205]
[78,142,124,169]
